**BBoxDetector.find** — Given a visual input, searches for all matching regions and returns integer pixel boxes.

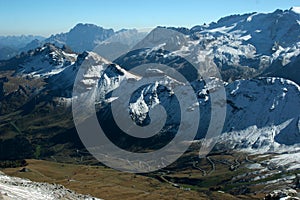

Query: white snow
[246,13,259,22]
[206,24,236,33]
[291,6,300,14]
[129,94,149,118]
[219,119,297,154]
[62,52,78,59]
[221,78,300,152]
[266,152,300,170]
[240,34,252,41]
[245,163,263,170]
[16,45,77,78]
[0,172,101,200]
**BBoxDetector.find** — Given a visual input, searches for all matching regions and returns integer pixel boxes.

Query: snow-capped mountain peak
[13,43,77,77]
[47,50,140,99]
[47,51,109,96]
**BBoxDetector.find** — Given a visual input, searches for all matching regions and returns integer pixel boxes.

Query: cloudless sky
[0,0,299,36]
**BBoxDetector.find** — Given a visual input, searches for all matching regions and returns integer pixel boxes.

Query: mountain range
[0,7,299,187]
[1,6,300,141]
[0,24,148,62]
[0,35,45,60]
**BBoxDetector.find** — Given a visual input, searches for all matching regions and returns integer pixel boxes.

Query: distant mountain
[20,39,44,54]
[0,35,45,49]
[22,25,148,61]
[46,23,114,52]
[94,29,148,60]
[21,23,115,53]
[0,35,45,60]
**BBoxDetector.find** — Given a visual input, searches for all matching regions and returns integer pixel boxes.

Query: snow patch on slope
[124,74,300,154]
[0,172,101,200]
[219,78,300,153]
[265,152,300,171]
[16,44,77,78]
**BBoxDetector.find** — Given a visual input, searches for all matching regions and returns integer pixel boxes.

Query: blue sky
[0,0,299,36]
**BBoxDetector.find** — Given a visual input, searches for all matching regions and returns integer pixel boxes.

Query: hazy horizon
[0,0,299,37]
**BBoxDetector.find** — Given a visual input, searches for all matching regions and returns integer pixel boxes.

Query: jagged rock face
[116,76,300,153]
[263,53,300,86]
[219,78,300,152]
[47,51,109,98]
[196,8,300,54]
[0,8,299,157]
[3,8,300,83]
[61,50,299,153]
[114,8,300,84]
[10,43,77,77]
